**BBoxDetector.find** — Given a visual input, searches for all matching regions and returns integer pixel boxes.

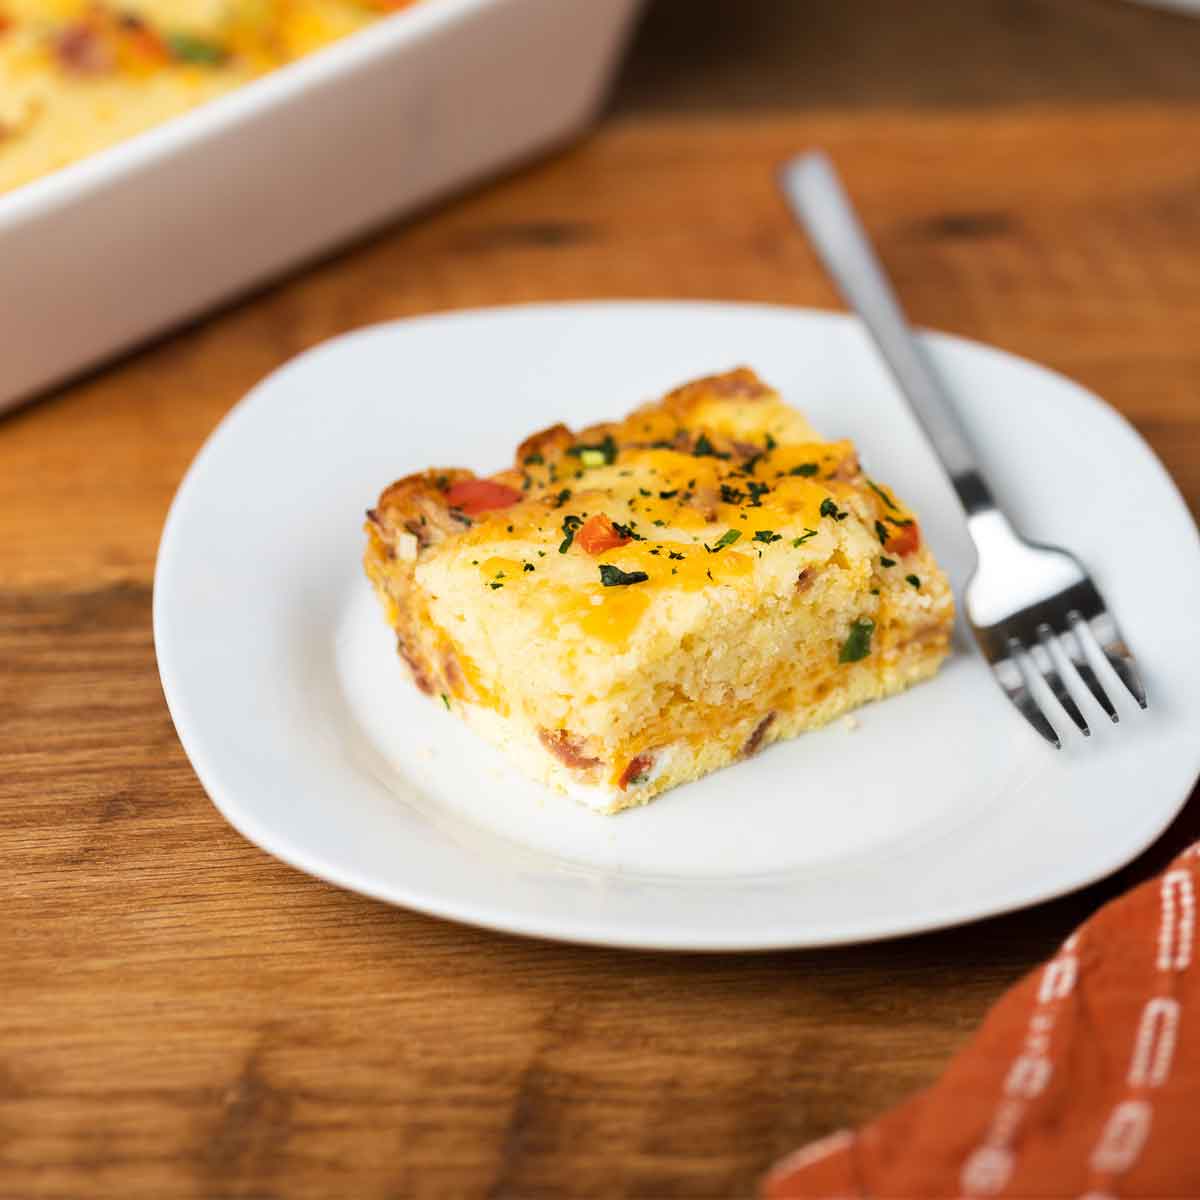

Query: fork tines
[990,610,1147,748]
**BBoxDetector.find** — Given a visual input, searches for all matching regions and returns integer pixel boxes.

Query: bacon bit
[516,422,572,466]
[828,451,861,480]
[744,713,775,757]
[732,440,763,459]
[55,21,114,74]
[443,478,522,517]
[795,568,814,593]
[576,514,630,555]
[397,638,434,695]
[707,369,770,399]
[442,649,464,694]
[887,521,921,557]
[618,753,654,790]
[402,518,432,549]
[539,729,601,770]
[686,485,721,523]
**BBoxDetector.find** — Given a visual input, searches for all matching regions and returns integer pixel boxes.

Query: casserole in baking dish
[0,1,418,195]
[0,0,642,411]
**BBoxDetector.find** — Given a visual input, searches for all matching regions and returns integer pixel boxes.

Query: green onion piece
[706,528,742,553]
[839,618,875,663]
[166,31,227,63]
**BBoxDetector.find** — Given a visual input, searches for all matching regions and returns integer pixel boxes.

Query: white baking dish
[0,0,642,412]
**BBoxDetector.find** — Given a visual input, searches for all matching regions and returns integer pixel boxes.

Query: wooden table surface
[4,3,1200,1196]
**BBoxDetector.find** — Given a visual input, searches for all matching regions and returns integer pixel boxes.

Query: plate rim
[154,299,1200,951]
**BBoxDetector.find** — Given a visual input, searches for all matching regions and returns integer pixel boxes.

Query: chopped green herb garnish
[820,497,847,521]
[659,489,678,499]
[599,564,649,587]
[885,514,914,527]
[874,520,890,545]
[537,550,546,558]
[612,521,645,541]
[523,563,535,573]
[880,555,896,568]
[765,433,777,451]
[668,551,685,561]
[753,530,782,544]
[839,618,875,664]
[746,481,770,507]
[705,528,743,553]
[488,582,503,590]
[639,488,652,497]
[792,529,819,547]
[440,693,450,708]
[719,484,744,505]
[523,452,544,466]
[653,519,667,527]
[552,488,572,508]
[790,463,819,477]
[867,480,898,509]
[906,574,921,589]
[558,514,583,553]
[692,432,729,459]
[449,508,472,526]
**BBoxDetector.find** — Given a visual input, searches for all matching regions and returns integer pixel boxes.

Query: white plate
[154,302,1200,951]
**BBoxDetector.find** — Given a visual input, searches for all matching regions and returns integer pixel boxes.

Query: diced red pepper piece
[618,753,654,790]
[886,521,921,557]
[443,478,522,516]
[576,513,631,555]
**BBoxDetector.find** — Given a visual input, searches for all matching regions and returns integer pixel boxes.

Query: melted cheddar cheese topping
[419,389,917,659]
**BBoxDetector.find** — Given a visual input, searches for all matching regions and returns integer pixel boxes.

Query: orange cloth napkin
[764,840,1200,1199]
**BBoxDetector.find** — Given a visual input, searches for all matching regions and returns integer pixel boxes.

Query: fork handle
[778,151,996,518]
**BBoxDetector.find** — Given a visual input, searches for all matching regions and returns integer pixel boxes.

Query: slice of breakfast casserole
[363,367,953,813]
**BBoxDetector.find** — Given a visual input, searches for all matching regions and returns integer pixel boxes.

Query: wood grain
[3,5,1200,1195]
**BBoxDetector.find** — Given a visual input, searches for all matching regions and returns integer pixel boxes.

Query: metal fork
[778,151,1147,747]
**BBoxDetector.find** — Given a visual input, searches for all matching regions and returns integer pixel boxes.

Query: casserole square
[364,367,954,812]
